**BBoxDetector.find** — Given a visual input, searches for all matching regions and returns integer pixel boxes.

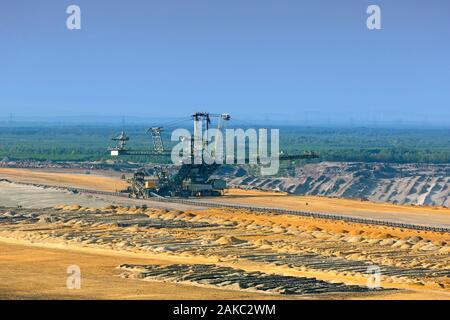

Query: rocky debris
[0,206,448,290]
[118,263,387,295]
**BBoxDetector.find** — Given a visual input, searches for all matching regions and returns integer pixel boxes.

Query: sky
[1,0,450,126]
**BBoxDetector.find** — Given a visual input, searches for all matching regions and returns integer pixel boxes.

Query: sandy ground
[0,180,203,211]
[3,239,431,300]
[0,181,112,208]
[2,167,449,228]
[0,203,448,299]
[0,168,449,299]
[0,168,128,192]
[0,240,277,300]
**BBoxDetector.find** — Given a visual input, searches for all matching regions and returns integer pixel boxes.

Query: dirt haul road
[1,168,450,229]
[209,189,450,229]
[0,168,449,299]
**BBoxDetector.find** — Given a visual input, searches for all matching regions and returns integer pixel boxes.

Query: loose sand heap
[0,167,449,299]
[118,264,389,295]
[0,204,448,299]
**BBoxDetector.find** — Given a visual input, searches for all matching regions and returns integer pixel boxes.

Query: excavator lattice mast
[109,112,318,198]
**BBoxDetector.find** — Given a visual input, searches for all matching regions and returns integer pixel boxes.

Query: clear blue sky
[1,0,450,125]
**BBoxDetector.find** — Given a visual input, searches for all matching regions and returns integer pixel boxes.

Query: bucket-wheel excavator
[109,112,318,198]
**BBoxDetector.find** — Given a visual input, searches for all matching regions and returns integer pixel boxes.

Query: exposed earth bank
[223,162,450,207]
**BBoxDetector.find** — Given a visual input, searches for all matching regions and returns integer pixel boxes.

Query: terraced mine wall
[223,162,450,207]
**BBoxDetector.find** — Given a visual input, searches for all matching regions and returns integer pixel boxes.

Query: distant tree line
[0,125,449,164]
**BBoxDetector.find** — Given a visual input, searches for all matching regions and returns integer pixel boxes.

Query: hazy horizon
[2,0,450,126]
[1,114,449,129]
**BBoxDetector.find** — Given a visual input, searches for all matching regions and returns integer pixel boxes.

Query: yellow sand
[0,168,128,192]
[2,168,448,218]
[0,240,277,300]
